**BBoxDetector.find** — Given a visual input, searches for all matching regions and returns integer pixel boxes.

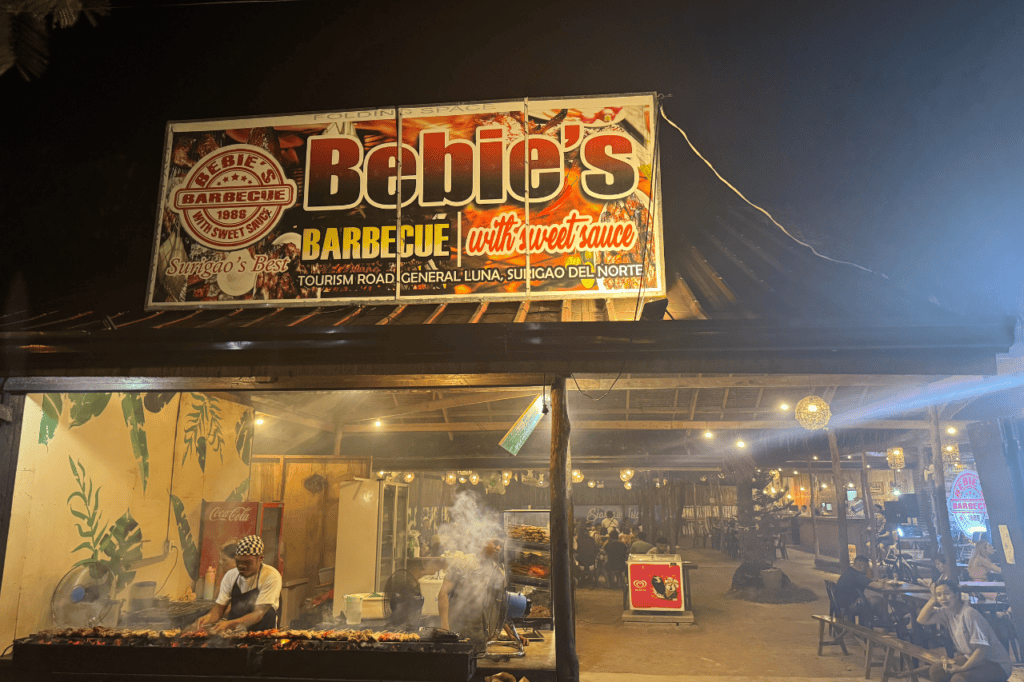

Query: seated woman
[917,580,1011,682]
[968,541,1002,581]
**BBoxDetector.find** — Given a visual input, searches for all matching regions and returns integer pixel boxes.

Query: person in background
[648,537,671,555]
[595,526,610,550]
[618,525,635,546]
[968,541,1002,581]
[630,531,654,555]
[195,535,281,633]
[601,510,619,532]
[602,530,629,588]
[575,521,599,586]
[917,580,1011,682]
[932,556,955,583]
[800,505,811,516]
[835,555,886,626]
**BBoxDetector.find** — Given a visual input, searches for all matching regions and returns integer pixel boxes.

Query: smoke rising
[437,490,505,558]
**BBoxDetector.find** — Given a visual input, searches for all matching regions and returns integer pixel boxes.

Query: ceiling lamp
[703,430,714,439]
[255,416,265,425]
[699,475,707,482]
[571,469,585,484]
[587,480,596,488]
[469,472,480,485]
[886,447,905,471]
[624,481,632,490]
[779,403,790,411]
[619,469,634,482]
[942,443,961,468]
[403,472,415,483]
[458,476,467,484]
[735,440,746,449]
[795,395,831,430]
[445,472,457,485]
[946,426,958,435]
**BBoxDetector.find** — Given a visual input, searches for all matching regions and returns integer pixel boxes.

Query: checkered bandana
[236,535,264,556]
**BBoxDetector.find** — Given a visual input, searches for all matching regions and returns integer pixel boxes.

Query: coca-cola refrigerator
[199,501,285,592]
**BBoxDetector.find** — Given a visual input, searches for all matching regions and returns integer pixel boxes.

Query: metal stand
[483,622,526,660]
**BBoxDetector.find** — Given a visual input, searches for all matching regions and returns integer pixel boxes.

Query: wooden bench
[813,615,946,682]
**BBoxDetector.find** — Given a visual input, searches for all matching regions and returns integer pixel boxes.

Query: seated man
[629,532,654,555]
[603,530,629,588]
[195,535,281,633]
[647,537,672,555]
[917,580,1011,682]
[835,555,885,625]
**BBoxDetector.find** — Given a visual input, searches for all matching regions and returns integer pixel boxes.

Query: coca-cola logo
[208,505,253,522]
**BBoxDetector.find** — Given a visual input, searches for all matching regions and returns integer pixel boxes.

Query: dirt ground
[575,546,866,679]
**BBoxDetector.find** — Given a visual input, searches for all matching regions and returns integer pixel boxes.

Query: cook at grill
[194,535,282,633]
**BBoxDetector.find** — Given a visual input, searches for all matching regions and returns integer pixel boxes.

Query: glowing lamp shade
[703,430,714,439]
[445,472,457,485]
[886,447,905,471]
[458,476,467,484]
[571,469,585,483]
[795,396,831,430]
[623,481,632,490]
[469,473,480,485]
[619,469,634,482]
[587,480,596,488]
[942,443,962,468]
[255,417,265,425]
[403,472,415,483]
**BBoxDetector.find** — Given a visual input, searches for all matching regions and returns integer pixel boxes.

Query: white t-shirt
[601,517,619,531]
[215,564,282,610]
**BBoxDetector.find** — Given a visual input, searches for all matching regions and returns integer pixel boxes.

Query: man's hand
[193,614,215,631]
[208,620,233,635]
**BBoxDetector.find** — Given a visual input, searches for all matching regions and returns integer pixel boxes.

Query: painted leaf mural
[170,494,200,581]
[235,411,254,465]
[68,393,113,428]
[100,510,144,594]
[226,478,250,503]
[67,456,109,568]
[39,392,62,445]
[182,393,225,472]
[143,392,176,413]
[120,394,151,492]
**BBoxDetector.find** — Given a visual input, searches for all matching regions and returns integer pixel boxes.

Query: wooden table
[867,581,931,596]
[960,581,1006,593]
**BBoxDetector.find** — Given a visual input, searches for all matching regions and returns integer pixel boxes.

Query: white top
[215,564,282,609]
[601,517,619,530]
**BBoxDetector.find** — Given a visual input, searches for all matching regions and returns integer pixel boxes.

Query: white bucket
[344,594,363,625]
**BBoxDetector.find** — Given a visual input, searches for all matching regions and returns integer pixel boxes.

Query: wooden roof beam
[340,418,969,433]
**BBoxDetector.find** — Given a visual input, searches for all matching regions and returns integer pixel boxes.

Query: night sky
[2,0,1022,320]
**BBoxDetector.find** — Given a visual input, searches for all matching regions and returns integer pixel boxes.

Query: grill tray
[259,640,477,681]
[14,640,254,677]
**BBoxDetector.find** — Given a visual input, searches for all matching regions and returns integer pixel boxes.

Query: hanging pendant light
[571,469,585,483]
[795,396,831,430]
[942,443,962,468]
[469,472,480,485]
[403,472,415,483]
[886,447,905,471]
[587,480,596,488]
[624,481,632,490]
[619,469,634,482]
[445,472,457,485]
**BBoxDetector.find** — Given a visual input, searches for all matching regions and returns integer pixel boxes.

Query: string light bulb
[703,430,714,439]
[255,417,265,425]
[946,426,958,435]
[779,403,790,411]
[374,420,382,427]
[587,480,596,488]
[736,440,746,449]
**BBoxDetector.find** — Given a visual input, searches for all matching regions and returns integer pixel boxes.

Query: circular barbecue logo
[949,469,988,536]
[170,144,296,251]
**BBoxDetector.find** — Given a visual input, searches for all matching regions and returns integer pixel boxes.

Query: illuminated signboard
[146,93,664,309]
[948,469,989,536]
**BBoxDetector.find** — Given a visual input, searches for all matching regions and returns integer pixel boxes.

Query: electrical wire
[570,99,662,402]
[659,104,884,278]
[156,543,180,595]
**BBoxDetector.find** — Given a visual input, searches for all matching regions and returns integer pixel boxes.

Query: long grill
[13,627,477,681]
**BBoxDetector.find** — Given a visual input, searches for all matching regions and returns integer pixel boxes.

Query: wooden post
[927,406,959,574]
[913,445,941,563]
[716,476,725,549]
[548,376,578,682]
[0,393,26,596]
[860,451,878,567]
[809,454,820,560]
[828,430,850,568]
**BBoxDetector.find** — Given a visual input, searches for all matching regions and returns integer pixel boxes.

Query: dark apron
[225,566,277,631]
